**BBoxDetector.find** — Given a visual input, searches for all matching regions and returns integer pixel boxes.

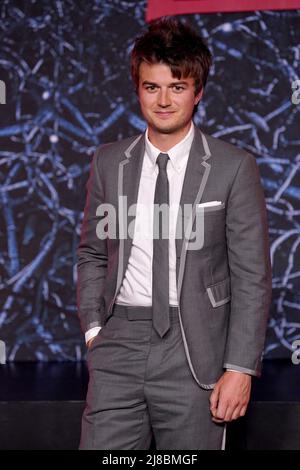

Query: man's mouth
[154,111,175,118]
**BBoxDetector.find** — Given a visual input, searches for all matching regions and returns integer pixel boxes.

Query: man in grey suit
[77,17,272,450]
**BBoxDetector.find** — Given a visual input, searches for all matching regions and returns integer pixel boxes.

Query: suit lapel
[175,127,212,300]
[115,133,145,296]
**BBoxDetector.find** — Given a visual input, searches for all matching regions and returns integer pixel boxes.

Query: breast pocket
[185,204,226,251]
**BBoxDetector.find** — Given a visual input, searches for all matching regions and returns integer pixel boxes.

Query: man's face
[137,61,203,135]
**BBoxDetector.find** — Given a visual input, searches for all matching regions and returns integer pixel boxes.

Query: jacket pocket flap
[206,277,231,308]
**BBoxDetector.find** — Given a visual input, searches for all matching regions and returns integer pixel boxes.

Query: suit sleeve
[76,147,108,334]
[223,152,272,377]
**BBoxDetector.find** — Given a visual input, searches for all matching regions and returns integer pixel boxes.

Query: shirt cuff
[85,326,101,344]
[226,368,251,375]
[224,362,258,376]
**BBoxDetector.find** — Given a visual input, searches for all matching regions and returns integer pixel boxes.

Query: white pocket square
[197,201,222,207]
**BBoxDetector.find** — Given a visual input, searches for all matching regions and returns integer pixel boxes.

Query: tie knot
[156,153,169,171]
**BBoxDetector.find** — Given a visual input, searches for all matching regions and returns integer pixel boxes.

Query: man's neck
[147,121,192,152]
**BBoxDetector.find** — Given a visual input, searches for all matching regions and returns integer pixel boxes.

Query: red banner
[147,0,300,21]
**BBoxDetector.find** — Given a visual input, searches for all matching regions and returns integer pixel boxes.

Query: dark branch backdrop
[0,0,299,360]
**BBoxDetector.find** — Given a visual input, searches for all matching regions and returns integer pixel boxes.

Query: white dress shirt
[115,121,194,307]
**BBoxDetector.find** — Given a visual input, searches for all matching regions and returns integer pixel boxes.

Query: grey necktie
[152,152,170,338]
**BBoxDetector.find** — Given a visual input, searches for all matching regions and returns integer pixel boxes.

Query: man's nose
[157,89,171,107]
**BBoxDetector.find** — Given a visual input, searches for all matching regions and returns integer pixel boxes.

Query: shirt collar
[145,121,195,174]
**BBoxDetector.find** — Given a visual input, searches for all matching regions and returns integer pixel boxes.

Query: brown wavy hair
[131,17,212,103]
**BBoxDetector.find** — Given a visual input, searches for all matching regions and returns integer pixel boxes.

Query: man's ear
[195,87,203,105]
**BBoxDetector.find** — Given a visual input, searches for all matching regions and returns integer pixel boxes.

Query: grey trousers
[79,304,226,450]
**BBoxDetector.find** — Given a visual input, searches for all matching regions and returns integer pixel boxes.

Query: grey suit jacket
[76,125,272,389]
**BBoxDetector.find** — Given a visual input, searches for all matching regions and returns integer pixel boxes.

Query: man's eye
[146,86,156,91]
[173,86,184,92]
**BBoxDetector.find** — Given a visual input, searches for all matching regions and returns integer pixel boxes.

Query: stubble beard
[149,116,188,136]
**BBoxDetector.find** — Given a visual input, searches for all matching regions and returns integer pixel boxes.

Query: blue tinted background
[0,1,299,360]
